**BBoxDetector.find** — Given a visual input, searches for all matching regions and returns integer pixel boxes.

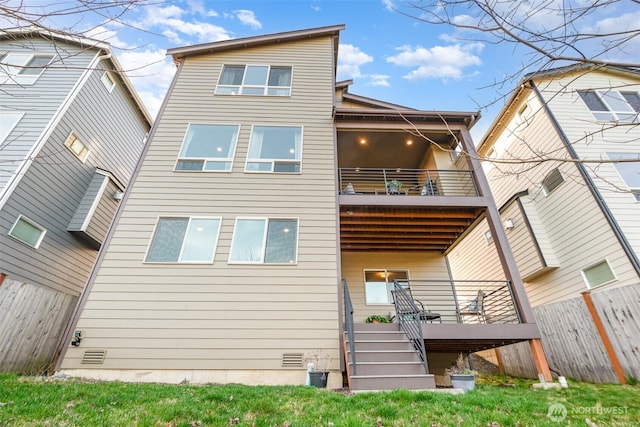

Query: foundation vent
[281,353,304,368]
[81,350,107,364]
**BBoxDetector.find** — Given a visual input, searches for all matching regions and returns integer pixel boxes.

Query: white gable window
[9,215,47,248]
[175,124,239,172]
[578,90,640,123]
[0,111,24,144]
[0,53,54,85]
[145,217,221,263]
[542,168,564,196]
[607,152,640,201]
[64,132,89,162]
[364,269,409,305]
[246,125,302,173]
[100,71,116,92]
[229,218,298,264]
[215,65,292,96]
[581,260,616,289]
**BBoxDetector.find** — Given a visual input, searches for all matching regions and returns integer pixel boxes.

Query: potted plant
[446,353,477,392]
[305,350,334,388]
[386,179,402,194]
[365,314,391,324]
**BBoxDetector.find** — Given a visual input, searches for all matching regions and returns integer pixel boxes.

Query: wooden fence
[0,277,77,374]
[496,283,640,383]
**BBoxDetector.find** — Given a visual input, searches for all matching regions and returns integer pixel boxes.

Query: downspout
[529,81,640,278]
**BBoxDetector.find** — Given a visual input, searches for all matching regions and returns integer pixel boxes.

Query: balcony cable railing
[342,279,356,375]
[392,280,429,374]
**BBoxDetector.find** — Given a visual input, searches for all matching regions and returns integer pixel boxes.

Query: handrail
[342,279,356,375]
[392,280,429,374]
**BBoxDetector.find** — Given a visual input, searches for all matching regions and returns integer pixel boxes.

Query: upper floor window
[9,215,46,249]
[64,132,89,162]
[229,218,298,264]
[246,125,302,173]
[542,168,564,196]
[578,90,640,123]
[0,53,54,85]
[607,152,640,201]
[101,71,116,92]
[0,111,24,144]
[175,124,239,172]
[364,269,409,305]
[215,65,292,96]
[145,217,221,263]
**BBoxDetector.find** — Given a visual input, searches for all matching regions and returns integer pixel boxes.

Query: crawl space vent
[82,350,107,364]
[281,353,304,368]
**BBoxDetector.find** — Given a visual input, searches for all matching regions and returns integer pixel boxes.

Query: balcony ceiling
[339,205,484,252]
[337,130,454,169]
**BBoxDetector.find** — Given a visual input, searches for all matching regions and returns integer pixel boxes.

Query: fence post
[0,272,6,286]
[582,291,627,384]
[529,339,552,381]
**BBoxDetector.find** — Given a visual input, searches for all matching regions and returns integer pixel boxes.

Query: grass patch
[0,373,638,426]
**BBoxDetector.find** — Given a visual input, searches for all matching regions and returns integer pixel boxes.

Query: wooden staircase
[345,323,436,392]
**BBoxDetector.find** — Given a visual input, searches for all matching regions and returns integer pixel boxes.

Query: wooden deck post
[529,339,552,381]
[582,291,627,384]
[0,272,6,286]
[494,348,505,374]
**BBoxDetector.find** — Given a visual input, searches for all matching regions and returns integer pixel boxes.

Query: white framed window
[542,168,564,196]
[215,65,292,96]
[0,53,54,85]
[581,260,616,289]
[484,230,493,244]
[229,218,298,264]
[100,71,116,92]
[175,124,239,172]
[64,132,89,162]
[607,152,640,201]
[145,217,222,263]
[0,111,24,144]
[578,90,640,123]
[246,125,302,173]
[364,269,409,305]
[9,215,46,248]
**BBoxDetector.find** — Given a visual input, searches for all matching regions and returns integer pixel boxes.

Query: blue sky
[21,0,640,141]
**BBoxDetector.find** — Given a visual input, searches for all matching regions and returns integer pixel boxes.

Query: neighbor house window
[145,217,221,263]
[0,53,54,85]
[0,111,24,143]
[581,260,616,289]
[64,132,89,162]
[175,124,239,172]
[607,152,640,201]
[101,71,116,92]
[215,65,292,96]
[578,90,640,122]
[364,270,409,305]
[229,218,298,264]
[542,168,564,195]
[9,215,46,248]
[484,230,493,244]
[246,125,302,173]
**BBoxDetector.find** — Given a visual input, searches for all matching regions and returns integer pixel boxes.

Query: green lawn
[0,373,638,426]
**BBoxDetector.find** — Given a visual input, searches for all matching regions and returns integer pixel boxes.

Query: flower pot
[309,371,329,388]
[450,374,475,392]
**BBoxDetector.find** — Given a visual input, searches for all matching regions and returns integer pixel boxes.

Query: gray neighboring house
[0,28,152,373]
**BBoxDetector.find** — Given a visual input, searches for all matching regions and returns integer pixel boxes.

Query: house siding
[61,36,341,374]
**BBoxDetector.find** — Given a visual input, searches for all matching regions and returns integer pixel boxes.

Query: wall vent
[281,353,304,368]
[82,350,107,364]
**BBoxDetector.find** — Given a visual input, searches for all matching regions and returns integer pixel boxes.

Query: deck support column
[529,339,552,381]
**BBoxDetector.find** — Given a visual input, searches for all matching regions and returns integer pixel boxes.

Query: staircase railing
[342,278,356,375]
[392,280,429,374]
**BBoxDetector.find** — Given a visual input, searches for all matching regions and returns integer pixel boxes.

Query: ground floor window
[364,269,409,304]
[581,260,616,289]
[9,215,46,248]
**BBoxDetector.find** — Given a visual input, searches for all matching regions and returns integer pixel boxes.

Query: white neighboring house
[0,28,152,373]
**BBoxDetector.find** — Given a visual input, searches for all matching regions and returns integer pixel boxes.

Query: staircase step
[352,340,415,351]
[349,350,420,363]
[351,374,436,391]
[348,331,407,341]
[350,361,426,376]
[353,323,399,332]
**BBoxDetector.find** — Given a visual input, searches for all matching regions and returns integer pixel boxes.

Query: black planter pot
[309,371,329,388]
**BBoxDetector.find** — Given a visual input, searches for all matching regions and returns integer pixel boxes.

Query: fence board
[0,278,77,374]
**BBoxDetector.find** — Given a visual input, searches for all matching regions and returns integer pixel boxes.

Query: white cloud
[368,74,390,87]
[584,10,640,62]
[234,10,262,29]
[84,26,132,49]
[136,5,231,44]
[387,43,483,80]
[337,44,373,79]
[382,0,395,11]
